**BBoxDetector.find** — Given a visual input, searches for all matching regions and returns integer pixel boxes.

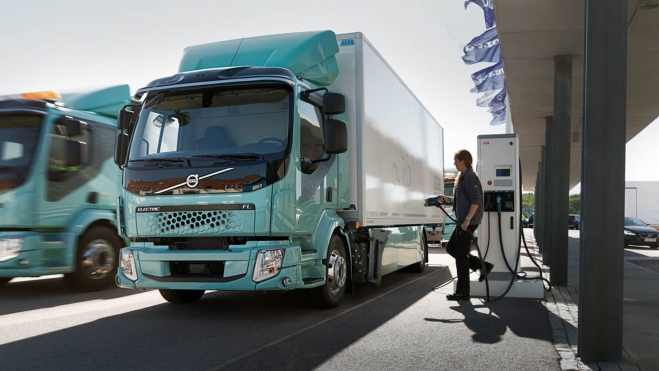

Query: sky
[1,0,657,192]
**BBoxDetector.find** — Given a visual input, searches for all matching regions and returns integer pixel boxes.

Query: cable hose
[483,212,491,261]
[498,212,516,273]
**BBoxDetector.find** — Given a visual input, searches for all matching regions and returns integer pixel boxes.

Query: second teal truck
[0,86,131,291]
[114,31,445,308]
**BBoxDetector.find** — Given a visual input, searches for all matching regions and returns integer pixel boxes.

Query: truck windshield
[0,113,43,194]
[127,86,292,165]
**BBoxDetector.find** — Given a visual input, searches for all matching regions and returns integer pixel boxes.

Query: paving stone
[561,359,580,370]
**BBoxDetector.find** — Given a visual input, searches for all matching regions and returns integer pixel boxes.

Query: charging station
[461,134,544,299]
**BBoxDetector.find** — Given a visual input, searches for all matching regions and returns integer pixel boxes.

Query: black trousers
[446,225,483,295]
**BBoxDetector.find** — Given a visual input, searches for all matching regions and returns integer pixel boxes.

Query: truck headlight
[0,238,23,262]
[253,249,284,282]
[624,230,635,236]
[120,249,138,281]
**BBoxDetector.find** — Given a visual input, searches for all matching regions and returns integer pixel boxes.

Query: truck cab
[114,31,443,308]
[0,86,132,290]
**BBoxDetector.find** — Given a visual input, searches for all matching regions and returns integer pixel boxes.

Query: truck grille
[146,210,248,235]
[170,241,229,251]
[169,261,225,276]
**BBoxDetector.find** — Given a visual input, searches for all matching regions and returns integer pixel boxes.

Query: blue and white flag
[476,88,506,108]
[462,27,500,65]
[470,61,505,93]
[464,0,495,29]
[489,106,506,125]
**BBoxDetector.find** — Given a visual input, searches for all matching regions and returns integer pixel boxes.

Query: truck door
[295,99,338,233]
[36,115,117,227]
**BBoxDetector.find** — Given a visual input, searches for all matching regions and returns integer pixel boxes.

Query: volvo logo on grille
[154,167,235,195]
[186,174,199,188]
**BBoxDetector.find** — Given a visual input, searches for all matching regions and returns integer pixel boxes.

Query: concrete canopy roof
[493,0,659,191]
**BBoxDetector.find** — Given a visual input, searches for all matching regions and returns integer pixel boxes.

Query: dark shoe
[446,292,470,301]
[478,262,494,282]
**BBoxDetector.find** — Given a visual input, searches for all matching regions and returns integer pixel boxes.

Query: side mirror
[324,119,347,154]
[118,109,134,131]
[323,93,345,115]
[57,116,87,137]
[114,133,129,167]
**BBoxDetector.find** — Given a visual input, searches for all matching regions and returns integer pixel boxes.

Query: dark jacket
[454,168,483,225]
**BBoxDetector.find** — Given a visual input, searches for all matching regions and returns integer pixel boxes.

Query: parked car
[568,214,580,230]
[624,217,659,249]
[522,215,529,228]
[528,213,534,228]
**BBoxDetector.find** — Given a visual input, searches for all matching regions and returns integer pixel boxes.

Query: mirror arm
[301,87,328,99]
[311,152,331,164]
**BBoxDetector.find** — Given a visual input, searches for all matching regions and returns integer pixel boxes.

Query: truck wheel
[0,277,12,286]
[160,289,205,303]
[310,235,347,309]
[64,226,122,292]
[407,232,427,273]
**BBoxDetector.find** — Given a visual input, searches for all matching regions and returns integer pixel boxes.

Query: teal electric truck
[0,86,132,291]
[114,31,445,308]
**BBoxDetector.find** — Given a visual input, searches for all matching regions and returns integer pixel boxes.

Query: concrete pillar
[549,55,572,286]
[537,151,545,252]
[542,117,554,265]
[578,0,626,362]
[534,165,541,253]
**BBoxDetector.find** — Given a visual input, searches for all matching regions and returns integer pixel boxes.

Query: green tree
[522,193,534,217]
[568,194,581,214]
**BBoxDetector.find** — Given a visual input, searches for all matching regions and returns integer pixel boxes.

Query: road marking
[206,270,441,371]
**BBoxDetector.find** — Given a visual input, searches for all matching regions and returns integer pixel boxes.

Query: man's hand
[461,220,469,231]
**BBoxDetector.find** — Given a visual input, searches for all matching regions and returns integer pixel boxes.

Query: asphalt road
[0,248,560,371]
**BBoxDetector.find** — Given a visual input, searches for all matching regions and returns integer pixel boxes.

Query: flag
[470,61,505,93]
[462,27,500,65]
[464,0,496,28]
[476,88,506,108]
[489,106,506,125]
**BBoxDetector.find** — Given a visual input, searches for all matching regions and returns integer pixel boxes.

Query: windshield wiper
[129,157,191,167]
[192,153,264,161]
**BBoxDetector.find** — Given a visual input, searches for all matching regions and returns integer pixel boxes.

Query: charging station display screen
[496,168,511,177]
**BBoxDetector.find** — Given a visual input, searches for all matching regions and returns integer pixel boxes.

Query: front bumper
[0,231,73,277]
[624,234,657,246]
[116,241,324,291]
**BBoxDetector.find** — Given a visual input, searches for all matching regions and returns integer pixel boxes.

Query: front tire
[64,226,122,292]
[310,235,347,309]
[160,289,205,303]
